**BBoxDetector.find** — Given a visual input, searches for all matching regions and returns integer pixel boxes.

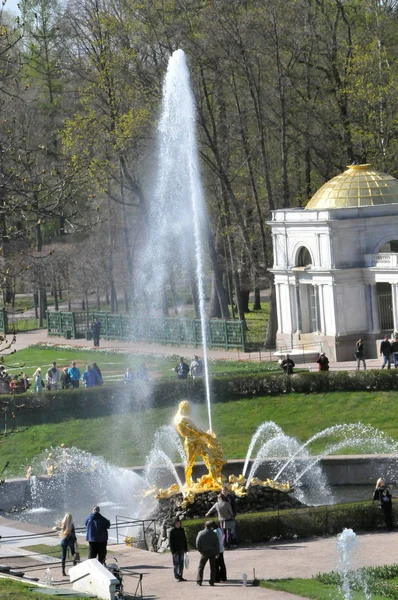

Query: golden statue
[174,400,226,489]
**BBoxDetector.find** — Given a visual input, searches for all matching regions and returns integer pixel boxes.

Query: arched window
[296,247,312,267]
[379,240,398,252]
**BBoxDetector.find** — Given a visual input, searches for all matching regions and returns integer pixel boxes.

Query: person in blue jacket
[81,365,100,387]
[67,362,81,389]
[85,506,111,564]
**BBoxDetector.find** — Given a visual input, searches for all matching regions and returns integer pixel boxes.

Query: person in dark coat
[175,357,189,380]
[391,336,398,368]
[57,512,77,576]
[355,339,366,370]
[85,505,110,564]
[91,318,101,348]
[373,478,393,530]
[169,518,188,582]
[380,336,392,369]
[280,354,295,375]
[92,362,103,385]
[316,352,329,371]
[195,521,220,586]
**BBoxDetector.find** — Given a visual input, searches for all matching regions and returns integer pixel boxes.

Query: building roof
[305,164,398,209]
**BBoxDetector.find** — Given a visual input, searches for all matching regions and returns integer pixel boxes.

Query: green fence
[46,311,246,351]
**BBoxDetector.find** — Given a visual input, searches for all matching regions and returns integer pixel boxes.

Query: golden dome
[305,164,398,209]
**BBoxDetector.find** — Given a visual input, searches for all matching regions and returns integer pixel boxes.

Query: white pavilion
[269,164,398,361]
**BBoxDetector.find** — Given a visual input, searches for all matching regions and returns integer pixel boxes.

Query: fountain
[138,48,212,432]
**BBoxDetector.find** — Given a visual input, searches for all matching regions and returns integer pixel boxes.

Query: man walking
[91,318,101,348]
[68,362,81,389]
[169,518,188,582]
[196,521,220,586]
[380,335,392,369]
[85,506,110,564]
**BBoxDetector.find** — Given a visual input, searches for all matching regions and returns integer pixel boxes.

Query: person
[209,521,227,583]
[85,505,110,564]
[222,485,237,547]
[60,367,71,390]
[175,357,189,380]
[47,362,60,390]
[91,318,101,348]
[58,512,77,576]
[124,367,134,384]
[169,518,188,582]
[280,353,295,375]
[373,477,393,530]
[81,364,101,388]
[205,493,235,549]
[380,336,392,369]
[316,352,329,372]
[92,363,103,385]
[355,339,366,370]
[33,368,43,393]
[196,521,220,586]
[136,363,148,381]
[190,355,203,378]
[21,373,30,391]
[68,362,81,389]
[391,336,398,369]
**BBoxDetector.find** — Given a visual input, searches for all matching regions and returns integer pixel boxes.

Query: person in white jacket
[210,521,227,583]
[46,362,60,390]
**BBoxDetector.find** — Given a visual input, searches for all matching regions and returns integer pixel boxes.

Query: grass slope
[3,390,398,476]
[261,578,386,600]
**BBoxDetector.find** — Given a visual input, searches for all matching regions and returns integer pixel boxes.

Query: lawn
[2,388,398,476]
[0,578,89,599]
[261,578,386,600]
[0,344,279,383]
[261,563,398,600]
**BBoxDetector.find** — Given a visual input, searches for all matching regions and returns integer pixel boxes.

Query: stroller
[106,558,124,599]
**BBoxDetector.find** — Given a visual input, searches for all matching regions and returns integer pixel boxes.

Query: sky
[4,0,19,14]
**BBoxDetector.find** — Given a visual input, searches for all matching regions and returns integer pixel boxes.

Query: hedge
[2,369,398,426]
[182,501,394,547]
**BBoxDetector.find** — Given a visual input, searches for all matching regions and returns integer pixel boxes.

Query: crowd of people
[169,485,236,585]
[31,361,104,391]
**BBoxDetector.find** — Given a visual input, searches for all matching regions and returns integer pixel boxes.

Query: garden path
[0,515,396,599]
[5,329,383,371]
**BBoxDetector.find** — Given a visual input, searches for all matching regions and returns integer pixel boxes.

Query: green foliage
[183,502,395,548]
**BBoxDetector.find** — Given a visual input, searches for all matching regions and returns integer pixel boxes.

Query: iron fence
[46,311,246,351]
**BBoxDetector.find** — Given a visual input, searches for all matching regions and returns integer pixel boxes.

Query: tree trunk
[253,286,261,311]
[208,272,222,319]
[265,280,277,349]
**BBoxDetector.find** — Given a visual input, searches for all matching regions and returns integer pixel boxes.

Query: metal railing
[46,310,246,351]
[114,516,160,551]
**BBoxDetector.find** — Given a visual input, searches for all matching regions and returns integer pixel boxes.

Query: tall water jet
[139,49,212,432]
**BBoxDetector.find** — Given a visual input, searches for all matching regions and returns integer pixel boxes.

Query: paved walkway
[5,329,385,372]
[0,516,396,599]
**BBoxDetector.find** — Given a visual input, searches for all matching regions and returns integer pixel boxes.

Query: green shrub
[3,369,398,426]
[183,501,393,548]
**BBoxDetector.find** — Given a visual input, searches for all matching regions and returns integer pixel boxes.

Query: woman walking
[33,368,43,393]
[355,339,366,370]
[58,512,77,576]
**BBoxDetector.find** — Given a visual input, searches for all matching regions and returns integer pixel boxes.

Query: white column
[276,283,283,333]
[318,284,326,334]
[370,284,380,332]
[294,283,302,333]
[392,284,398,333]
[314,284,320,333]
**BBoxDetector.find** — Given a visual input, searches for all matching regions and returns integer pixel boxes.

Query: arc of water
[274,423,391,481]
[242,422,283,477]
